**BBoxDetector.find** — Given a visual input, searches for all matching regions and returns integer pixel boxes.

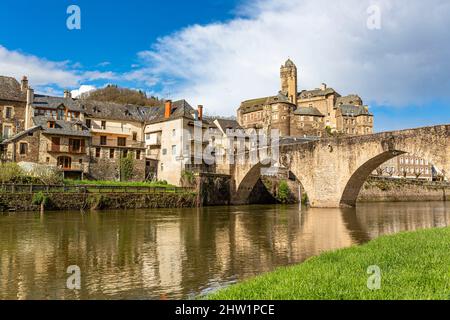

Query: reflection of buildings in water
[354,202,450,239]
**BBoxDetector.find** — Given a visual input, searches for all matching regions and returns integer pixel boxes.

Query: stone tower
[280,59,298,104]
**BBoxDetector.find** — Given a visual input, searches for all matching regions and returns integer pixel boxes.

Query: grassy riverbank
[209,227,450,300]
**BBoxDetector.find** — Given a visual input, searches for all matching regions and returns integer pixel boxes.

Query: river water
[0,202,449,300]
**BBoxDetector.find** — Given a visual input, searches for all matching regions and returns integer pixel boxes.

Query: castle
[237,59,374,137]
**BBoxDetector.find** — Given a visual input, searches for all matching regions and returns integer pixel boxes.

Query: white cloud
[71,85,97,98]
[0,45,117,93]
[132,0,450,115]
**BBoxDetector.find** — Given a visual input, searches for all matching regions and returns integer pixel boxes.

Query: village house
[83,100,147,181]
[143,100,218,185]
[0,76,27,142]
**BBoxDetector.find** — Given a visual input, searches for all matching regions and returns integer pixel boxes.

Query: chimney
[164,100,172,119]
[25,88,34,130]
[321,83,327,91]
[64,90,72,99]
[21,76,29,92]
[197,105,203,121]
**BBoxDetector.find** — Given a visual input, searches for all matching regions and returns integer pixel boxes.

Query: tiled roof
[0,76,26,102]
[294,107,324,117]
[33,95,83,112]
[0,126,41,145]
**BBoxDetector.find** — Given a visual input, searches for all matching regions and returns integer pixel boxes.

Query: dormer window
[48,121,56,128]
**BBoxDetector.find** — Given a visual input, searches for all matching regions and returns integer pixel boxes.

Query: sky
[0,0,449,132]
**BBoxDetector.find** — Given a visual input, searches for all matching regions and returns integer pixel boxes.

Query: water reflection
[0,202,449,300]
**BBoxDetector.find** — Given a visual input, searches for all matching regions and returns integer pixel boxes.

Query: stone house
[143,100,217,185]
[0,76,27,142]
[2,91,91,179]
[374,154,433,181]
[83,100,147,181]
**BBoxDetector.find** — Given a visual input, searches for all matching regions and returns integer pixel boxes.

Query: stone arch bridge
[231,125,450,208]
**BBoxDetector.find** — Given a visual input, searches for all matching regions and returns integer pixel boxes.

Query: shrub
[32,192,50,207]
[30,166,64,185]
[120,152,135,181]
[0,163,24,184]
[277,180,290,204]
[180,171,196,187]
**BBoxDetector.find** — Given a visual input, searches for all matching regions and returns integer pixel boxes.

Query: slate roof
[33,116,91,137]
[214,119,242,132]
[338,105,372,117]
[294,107,324,117]
[0,126,41,145]
[239,92,293,114]
[82,99,145,122]
[0,76,26,102]
[33,95,83,112]
[142,99,197,124]
[298,87,338,99]
[336,95,363,106]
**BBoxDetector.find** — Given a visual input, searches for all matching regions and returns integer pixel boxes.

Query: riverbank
[0,190,198,211]
[208,227,450,300]
[358,177,450,202]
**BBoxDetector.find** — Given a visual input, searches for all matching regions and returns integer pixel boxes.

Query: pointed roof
[284,59,296,68]
[0,76,26,102]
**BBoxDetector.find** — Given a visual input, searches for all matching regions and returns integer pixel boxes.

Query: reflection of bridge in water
[231,125,450,207]
[0,203,449,299]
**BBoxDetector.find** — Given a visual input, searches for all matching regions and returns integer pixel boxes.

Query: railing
[47,146,86,154]
[0,184,196,194]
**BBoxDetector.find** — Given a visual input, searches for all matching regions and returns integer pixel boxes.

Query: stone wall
[0,191,197,212]
[197,173,232,206]
[358,178,450,203]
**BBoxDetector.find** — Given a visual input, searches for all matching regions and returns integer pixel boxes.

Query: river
[0,201,449,300]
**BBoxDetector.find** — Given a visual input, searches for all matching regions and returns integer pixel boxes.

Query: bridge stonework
[231,125,450,208]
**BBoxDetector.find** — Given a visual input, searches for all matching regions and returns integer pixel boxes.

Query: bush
[32,192,50,207]
[30,166,64,185]
[120,152,135,181]
[0,163,24,183]
[180,171,196,187]
[277,180,290,204]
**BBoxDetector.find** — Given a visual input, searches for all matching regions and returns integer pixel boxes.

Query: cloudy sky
[0,0,449,131]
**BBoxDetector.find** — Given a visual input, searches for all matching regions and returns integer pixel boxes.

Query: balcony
[91,125,131,135]
[47,145,86,154]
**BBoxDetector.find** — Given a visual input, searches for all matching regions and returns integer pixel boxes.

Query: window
[57,108,65,120]
[132,132,137,141]
[117,137,126,147]
[100,136,107,146]
[46,157,50,163]
[79,159,83,164]
[48,121,56,128]
[109,149,115,159]
[172,145,177,156]
[2,125,12,139]
[101,121,106,130]
[123,150,128,158]
[136,150,141,160]
[86,119,91,128]
[145,133,151,140]
[19,143,28,155]
[5,106,13,119]
[162,149,167,155]
[160,163,164,172]
[172,129,176,137]
[95,148,101,158]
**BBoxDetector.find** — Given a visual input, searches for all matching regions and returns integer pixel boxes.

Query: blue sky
[0,0,449,132]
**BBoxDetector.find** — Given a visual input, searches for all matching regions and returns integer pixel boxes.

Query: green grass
[208,227,450,300]
[63,179,174,188]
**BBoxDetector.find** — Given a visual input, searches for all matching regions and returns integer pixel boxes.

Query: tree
[81,85,160,107]
[120,152,135,181]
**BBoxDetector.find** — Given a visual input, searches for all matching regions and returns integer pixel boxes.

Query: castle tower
[280,59,298,104]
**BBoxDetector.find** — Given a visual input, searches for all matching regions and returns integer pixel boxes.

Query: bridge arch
[231,125,450,208]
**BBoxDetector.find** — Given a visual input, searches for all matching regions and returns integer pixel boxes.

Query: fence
[0,184,196,194]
